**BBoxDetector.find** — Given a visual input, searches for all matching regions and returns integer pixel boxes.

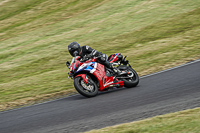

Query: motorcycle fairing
[71,56,124,91]
[76,62,97,74]
[92,63,124,91]
[108,53,121,63]
[74,62,115,91]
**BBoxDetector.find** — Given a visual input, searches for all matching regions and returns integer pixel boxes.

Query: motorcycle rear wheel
[119,66,139,88]
[74,76,98,97]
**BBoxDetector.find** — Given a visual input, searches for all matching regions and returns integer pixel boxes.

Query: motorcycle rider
[68,41,122,75]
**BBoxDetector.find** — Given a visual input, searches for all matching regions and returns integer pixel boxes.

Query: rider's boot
[112,66,127,76]
[103,61,127,76]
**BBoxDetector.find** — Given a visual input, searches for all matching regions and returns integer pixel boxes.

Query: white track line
[140,59,200,79]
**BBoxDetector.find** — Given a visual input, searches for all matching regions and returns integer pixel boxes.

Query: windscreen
[70,56,79,66]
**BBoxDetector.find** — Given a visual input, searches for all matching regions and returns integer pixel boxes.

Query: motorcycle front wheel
[74,76,98,97]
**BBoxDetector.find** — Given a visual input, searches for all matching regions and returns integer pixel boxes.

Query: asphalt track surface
[0,60,200,133]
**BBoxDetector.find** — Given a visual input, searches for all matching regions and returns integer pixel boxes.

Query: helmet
[68,41,81,57]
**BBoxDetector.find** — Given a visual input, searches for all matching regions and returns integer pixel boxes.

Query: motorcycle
[66,53,139,97]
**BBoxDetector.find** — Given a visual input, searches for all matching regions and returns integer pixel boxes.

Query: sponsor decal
[104,81,114,87]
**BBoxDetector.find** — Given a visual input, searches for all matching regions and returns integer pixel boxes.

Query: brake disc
[81,80,94,91]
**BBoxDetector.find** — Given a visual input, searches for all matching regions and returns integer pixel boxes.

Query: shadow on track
[65,86,140,101]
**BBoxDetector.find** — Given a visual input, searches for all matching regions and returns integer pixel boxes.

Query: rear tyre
[74,76,98,97]
[119,66,139,88]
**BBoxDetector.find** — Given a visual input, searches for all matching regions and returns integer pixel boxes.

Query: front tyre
[74,76,98,97]
[119,66,139,88]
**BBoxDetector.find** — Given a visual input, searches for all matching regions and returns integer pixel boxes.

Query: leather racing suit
[79,45,112,69]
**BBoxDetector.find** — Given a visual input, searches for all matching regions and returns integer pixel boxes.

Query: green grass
[86,107,200,133]
[0,0,200,110]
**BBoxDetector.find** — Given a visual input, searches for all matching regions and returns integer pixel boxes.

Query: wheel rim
[126,69,137,82]
[79,79,95,93]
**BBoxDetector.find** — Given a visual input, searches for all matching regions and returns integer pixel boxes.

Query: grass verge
[86,107,200,133]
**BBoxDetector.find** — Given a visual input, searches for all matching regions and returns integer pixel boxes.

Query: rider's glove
[85,54,93,59]
[82,55,92,62]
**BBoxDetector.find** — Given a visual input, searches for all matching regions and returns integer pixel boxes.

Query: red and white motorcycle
[66,53,139,97]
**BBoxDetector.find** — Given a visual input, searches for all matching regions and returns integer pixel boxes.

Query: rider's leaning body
[68,41,121,75]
